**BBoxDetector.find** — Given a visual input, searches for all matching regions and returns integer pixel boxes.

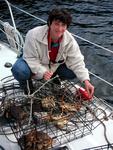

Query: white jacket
[23,25,89,81]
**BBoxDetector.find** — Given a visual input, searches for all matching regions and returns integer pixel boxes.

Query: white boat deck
[0,42,17,80]
[69,119,113,149]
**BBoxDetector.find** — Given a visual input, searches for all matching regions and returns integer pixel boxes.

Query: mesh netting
[83,143,113,150]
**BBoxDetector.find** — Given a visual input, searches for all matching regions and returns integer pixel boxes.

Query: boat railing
[1,0,113,91]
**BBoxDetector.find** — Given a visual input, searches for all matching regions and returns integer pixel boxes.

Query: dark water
[1,0,113,104]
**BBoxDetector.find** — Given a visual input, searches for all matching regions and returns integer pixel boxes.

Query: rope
[25,76,60,125]
[24,75,59,98]
[4,0,17,32]
[85,104,113,149]
[0,28,23,53]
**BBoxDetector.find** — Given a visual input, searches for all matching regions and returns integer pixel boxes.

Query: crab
[51,114,71,129]
[59,101,82,113]
[41,96,56,109]
[24,129,53,150]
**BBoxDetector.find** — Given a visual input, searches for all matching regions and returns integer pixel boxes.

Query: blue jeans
[53,63,76,79]
[11,57,32,89]
[11,58,76,88]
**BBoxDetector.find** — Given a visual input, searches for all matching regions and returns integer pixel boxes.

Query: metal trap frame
[83,143,113,150]
[0,76,113,150]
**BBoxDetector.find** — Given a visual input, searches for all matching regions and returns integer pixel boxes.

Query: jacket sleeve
[66,36,90,82]
[23,30,47,79]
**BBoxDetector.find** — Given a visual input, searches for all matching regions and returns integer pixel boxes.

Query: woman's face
[50,20,67,41]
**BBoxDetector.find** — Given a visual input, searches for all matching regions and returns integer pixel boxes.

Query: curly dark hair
[47,8,72,28]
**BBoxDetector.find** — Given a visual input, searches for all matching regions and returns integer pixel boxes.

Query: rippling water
[1,0,113,104]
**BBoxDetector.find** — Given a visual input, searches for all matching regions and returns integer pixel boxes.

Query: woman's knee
[11,58,31,81]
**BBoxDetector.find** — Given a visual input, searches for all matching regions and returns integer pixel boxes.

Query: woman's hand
[43,71,53,80]
[84,80,94,98]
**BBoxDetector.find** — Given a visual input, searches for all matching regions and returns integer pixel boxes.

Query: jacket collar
[37,25,71,47]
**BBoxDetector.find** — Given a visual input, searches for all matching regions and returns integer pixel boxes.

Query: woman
[11,8,94,96]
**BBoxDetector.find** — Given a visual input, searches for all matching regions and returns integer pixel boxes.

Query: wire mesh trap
[83,143,113,150]
[0,77,113,150]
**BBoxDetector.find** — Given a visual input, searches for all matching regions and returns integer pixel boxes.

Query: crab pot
[0,78,112,150]
[23,79,109,149]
